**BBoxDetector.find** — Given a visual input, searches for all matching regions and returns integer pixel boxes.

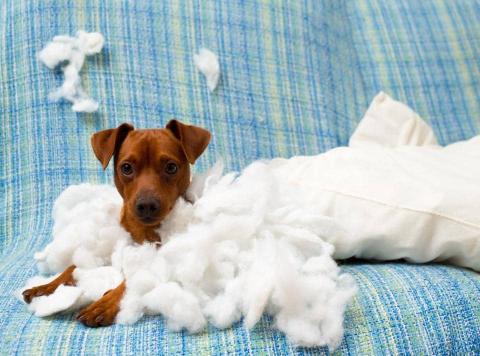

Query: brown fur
[23,120,211,327]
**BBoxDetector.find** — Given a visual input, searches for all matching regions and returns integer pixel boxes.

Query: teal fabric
[1,0,479,354]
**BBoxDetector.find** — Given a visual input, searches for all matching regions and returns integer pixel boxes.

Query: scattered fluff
[19,161,356,350]
[38,30,105,112]
[194,48,220,92]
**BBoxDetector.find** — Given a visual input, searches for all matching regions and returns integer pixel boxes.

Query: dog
[22,120,211,327]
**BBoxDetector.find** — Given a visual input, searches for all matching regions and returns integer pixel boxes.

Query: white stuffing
[194,48,220,92]
[19,161,356,349]
[34,184,129,274]
[38,30,105,113]
[19,92,480,349]
[28,285,83,317]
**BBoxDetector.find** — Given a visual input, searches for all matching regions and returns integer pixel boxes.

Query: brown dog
[22,120,211,327]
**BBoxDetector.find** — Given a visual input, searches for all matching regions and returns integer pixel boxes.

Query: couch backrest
[1,0,479,255]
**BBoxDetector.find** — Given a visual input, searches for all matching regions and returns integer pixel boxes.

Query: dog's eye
[165,162,178,175]
[121,163,134,176]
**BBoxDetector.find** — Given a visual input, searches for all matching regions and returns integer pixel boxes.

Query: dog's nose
[135,197,161,220]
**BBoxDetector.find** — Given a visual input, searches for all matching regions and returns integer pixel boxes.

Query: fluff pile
[19,161,356,349]
[38,30,105,112]
[194,48,220,92]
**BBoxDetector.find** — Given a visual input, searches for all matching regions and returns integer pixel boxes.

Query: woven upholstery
[1,0,479,354]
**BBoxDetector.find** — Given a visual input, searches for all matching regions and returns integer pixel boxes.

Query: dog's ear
[166,120,211,164]
[91,123,134,169]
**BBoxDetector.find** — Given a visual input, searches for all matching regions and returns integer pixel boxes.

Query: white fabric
[271,92,480,270]
[349,92,438,147]
[38,30,104,112]
[18,92,480,349]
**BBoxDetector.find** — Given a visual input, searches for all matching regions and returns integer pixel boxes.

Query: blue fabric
[1,0,480,354]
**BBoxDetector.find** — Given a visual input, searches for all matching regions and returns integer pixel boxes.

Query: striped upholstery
[1,0,479,354]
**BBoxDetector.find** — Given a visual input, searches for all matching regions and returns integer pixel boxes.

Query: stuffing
[38,30,104,112]
[194,48,220,92]
[21,161,356,350]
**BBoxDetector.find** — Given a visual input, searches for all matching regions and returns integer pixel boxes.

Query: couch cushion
[1,0,479,354]
[2,256,479,354]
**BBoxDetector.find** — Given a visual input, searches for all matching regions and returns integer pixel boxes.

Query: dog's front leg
[22,265,76,303]
[76,280,126,327]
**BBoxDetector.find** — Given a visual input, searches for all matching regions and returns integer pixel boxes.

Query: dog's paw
[22,284,56,304]
[22,265,76,304]
[76,283,124,327]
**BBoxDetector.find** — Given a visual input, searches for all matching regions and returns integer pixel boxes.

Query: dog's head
[91,120,211,228]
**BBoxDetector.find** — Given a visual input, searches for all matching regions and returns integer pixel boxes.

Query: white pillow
[269,92,480,271]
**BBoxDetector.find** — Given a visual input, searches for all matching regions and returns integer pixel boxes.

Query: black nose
[135,197,161,220]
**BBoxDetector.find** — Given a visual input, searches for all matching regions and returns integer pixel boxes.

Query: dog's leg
[22,265,76,303]
[76,280,126,327]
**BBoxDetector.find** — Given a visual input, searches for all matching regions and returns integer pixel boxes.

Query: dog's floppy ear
[166,120,211,164]
[91,123,134,169]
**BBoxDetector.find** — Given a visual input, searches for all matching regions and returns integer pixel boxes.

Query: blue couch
[1,1,479,354]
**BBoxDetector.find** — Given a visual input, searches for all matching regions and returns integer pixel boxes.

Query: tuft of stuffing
[194,48,220,92]
[38,30,105,113]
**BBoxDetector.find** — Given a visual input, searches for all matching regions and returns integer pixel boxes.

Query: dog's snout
[135,197,161,220]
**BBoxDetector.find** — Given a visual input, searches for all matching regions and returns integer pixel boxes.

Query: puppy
[22,120,211,327]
